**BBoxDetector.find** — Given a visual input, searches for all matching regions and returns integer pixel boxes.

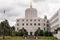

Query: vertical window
[47,21,49,23]
[44,24,45,26]
[26,23,28,26]
[34,19,36,21]
[47,28,49,30]
[44,28,45,30]
[47,24,49,27]
[17,23,19,26]
[17,28,19,30]
[22,19,24,21]
[34,23,36,26]
[17,20,19,22]
[30,23,32,26]
[38,19,40,21]
[22,23,24,26]
[38,23,40,26]
[26,19,28,21]
[30,19,32,21]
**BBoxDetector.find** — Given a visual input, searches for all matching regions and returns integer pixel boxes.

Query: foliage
[10,26,15,36]
[44,31,53,36]
[34,27,44,36]
[34,27,53,36]
[0,20,11,36]
[0,19,16,36]
[16,28,28,36]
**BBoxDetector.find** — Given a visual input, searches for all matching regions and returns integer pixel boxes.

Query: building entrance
[30,32,33,35]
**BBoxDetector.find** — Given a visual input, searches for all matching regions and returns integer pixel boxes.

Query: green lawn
[38,36,58,40]
[0,36,23,40]
[0,36,58,40]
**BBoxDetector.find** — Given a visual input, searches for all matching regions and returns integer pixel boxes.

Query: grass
[0,36,58,40]
[0,36,23,40]
[38,36,58,40]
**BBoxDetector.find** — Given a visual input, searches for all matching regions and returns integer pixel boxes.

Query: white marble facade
[15,6,48,35]
[50,9,60,32]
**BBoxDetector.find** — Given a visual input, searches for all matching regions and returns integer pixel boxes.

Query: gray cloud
[33,0,60,3]
[0,0,60,26]
[49,0,60,3]
[16,3,28,7]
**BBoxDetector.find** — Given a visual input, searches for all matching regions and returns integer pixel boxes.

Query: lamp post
[3,10,6,39]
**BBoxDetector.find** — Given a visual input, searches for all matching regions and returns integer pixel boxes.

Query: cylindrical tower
[25,0,37,18]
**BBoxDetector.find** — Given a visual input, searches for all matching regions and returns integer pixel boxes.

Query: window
[47,28,49,30]
[22,19,24,21]
[47,24,49,27]
[17,23,19,26]
[47,21,49,23]
[17,28,19,30]
[34,23,36,26]
[26,19,28,21]
[22,23,24,26]
[34,19,36,21]
[30,19,32,21]
[30,23,32,26]
[26,23,28,26]
[17,20,19,22]
[38,23,40,26]
[44,28,45,30]
[44,24,45,26]
[38,19,40,21]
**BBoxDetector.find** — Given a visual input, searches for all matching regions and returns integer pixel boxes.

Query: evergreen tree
[0,19,11,36]
[16,27,28,36]
[35,27,44,36]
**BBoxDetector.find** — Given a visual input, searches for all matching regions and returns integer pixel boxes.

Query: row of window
[17,23,47,26]
[17,19,48,23]
[22,23,40,26]
[50,13,58,21]
[51,18,58,26]
[17,19,40,22]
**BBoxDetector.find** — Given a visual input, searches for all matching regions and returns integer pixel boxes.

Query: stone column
[28,32,30,35]
[32,32,34,35]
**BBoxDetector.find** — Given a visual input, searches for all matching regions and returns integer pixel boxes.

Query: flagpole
[30,0,32,8]
[3,10,5,40]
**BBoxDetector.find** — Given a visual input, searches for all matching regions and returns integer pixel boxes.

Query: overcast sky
[0,0,60,26]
